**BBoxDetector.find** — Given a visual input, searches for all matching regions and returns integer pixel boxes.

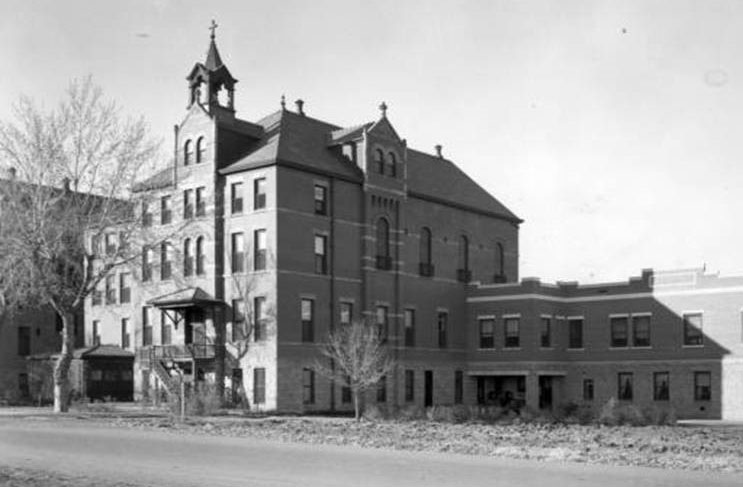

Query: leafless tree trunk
[0,77,163,413]
[315,319,394,421]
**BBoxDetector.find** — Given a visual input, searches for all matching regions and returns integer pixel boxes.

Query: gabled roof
[147,287,223,309]
[220,110,363,181]
[407,149,522,223]
[132,166,173,193]
[329,123,372,145]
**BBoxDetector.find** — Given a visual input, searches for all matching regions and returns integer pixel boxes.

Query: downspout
[329,177,336,411]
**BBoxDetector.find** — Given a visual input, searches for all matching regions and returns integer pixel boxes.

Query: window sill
[477,348,496,351]
[632,346,652,350]
[567,348,585,352]
[539,347,555,351]
[608,346,629,351]
[682,344,705,349]
[502,347,522,351]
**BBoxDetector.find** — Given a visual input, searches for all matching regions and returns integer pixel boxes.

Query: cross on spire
[379,101,388,118]
[209,19,218,40]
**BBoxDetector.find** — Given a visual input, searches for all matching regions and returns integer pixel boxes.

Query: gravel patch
[93,415,743,473]
[0,466,150,487]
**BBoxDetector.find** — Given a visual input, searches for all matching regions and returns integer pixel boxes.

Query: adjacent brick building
[84,32,743,419]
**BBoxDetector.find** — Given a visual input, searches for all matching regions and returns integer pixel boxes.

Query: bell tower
[186,20,238,115]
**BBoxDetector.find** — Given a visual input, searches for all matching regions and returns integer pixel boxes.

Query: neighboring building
[84,30,743,419]
[467,268,743,420]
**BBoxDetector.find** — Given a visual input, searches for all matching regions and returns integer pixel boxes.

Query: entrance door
[424,370,433,407]
[539,376,553,409]
[184,309,205,345]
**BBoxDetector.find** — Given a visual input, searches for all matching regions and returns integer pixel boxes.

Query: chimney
[62,177,70,192]
[435,144,443,158]
[295,99,305,116]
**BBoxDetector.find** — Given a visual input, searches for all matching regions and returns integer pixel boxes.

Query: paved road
[0,417,740,487]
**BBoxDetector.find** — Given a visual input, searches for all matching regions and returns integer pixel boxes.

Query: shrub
[642,405,677,426]
[187,382,222,416]
[362,403,387,421]
[397,404,425,420]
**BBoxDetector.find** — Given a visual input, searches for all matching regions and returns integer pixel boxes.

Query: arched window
[196,137,206,163]
[374,148,384,174]
[375,218,391,270]
[387,152,397,177]
[184,140,193,165]
[183,238,193,277]
[196,236,205,275]
[419,227,433,277]
[495,242,505,281]
[457,235,470,282]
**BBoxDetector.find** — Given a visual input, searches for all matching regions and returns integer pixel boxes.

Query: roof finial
[435,144,443,158]
[379,101,388,118]
[209,19,218,40]
[280,94,286,110]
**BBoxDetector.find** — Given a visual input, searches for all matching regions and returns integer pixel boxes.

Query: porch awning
[147,287,223,309]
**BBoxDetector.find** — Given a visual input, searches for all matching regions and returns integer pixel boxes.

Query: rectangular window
[653,372,669,401]
[160,243,172,280]
[405,370,415,402]
[376,305,388,341]
[618,372,633,401]
[454,370,463,404]
[341,375,352,404]
[161,195,172,225]
[254,296,266,341]
[254,177,266,210]
[479,318,494,349]
[568,318,584,349]
[231,182,243,214]
[376,375,386,403]
[142,307,153,346]
[253,368,266,404]
[254,229,267,271]
[314,234,328,274]
[119,273,131,304]
[195,186,206,216]
[404,309,415,347]
[683,313,703,346]
[92,286,102,306]
[540,316,551,347]
[121,318,130,349]
[583,378,594,401]
[339,302,353,326]
[694,371,711,401]
[91,320,100,346]
[105,275,116,305]
[183,189,193,219]
[504,317,520,348]
[161,311,172,345]
[17,326,30,356]
[301,299,314,342]
[142,202,152,227]
[231,232,244,273]
[610,316,629,347]
[437,312,448,348]
[231,298,245,341]
[314,185,327,215]
[302,368,315,404]
[142,249,152,282]
[632,315,651,347]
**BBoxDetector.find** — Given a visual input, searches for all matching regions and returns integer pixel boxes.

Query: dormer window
[184,140,193,166]
[386,152,397,177]
[196,137,206,163]
[374,149,384,174]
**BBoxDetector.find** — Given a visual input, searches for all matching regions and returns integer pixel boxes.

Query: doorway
[539,376,553,410]
[424,370,433,407]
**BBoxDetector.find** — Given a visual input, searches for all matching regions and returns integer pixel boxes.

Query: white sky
[1,0,741,283]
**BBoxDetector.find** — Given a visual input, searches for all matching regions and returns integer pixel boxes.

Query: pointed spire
[204,19,223,70]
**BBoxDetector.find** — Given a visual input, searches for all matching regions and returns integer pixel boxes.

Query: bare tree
[0,77,161,413]
[315,319,395,421]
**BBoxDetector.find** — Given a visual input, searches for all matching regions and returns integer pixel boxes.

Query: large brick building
[85,32,743,419]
